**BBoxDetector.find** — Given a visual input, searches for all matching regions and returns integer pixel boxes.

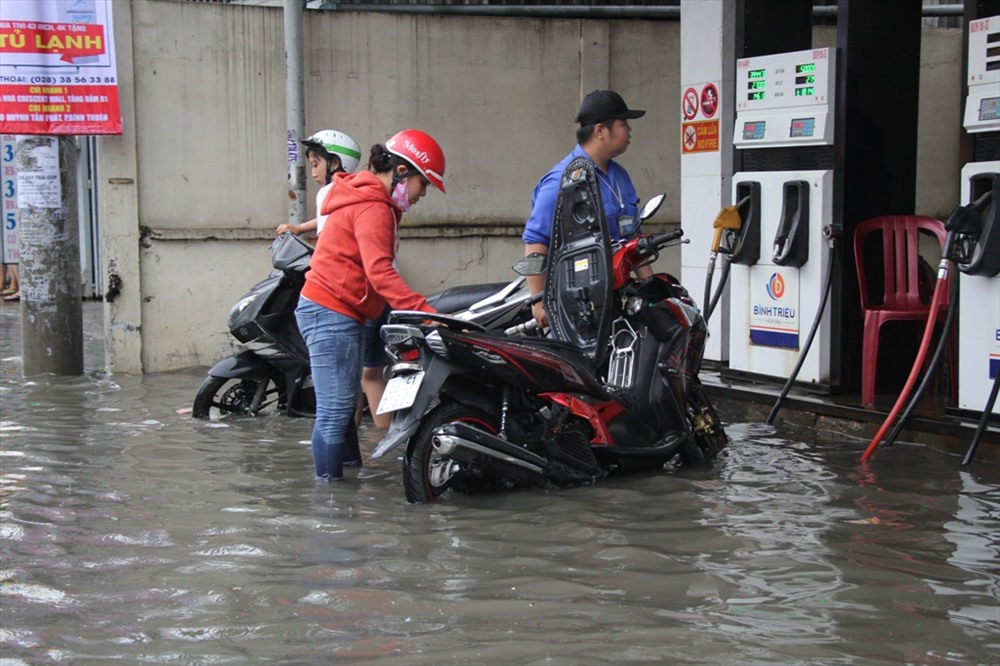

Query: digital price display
[742,121,766,141]
[963,16,999,133]
[789,117,815,138]
[979,96,1000,122]
[735,48,835,146]
[794,62,816,97]
[747,68,767,101]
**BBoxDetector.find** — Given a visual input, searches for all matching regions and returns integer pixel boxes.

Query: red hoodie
[300,171,436,322]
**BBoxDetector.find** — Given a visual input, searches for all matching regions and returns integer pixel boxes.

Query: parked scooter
[373,158,729,503]
[193,233,534,419]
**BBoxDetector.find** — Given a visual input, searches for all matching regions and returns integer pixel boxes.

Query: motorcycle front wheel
[403,402,499,504]
[679,381,729,465]
[192,375,284,419]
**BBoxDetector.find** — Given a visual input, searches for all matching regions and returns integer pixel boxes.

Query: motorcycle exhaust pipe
[432,432,546,485]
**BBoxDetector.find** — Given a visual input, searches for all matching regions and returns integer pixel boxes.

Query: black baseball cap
[575,90,646,126]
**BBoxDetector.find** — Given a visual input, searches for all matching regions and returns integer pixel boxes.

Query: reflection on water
[1,370,998,665]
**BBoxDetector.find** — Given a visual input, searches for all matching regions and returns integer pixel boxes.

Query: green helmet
[301,129,362,176]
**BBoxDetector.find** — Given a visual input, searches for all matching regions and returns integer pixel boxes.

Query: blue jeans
[295,297,362,480]
[362,305,391,368]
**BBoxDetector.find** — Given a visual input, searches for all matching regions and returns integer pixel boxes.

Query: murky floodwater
[1,314,999,664]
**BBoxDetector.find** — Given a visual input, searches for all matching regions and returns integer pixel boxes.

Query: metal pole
[285,0,306,226]
[16,135,83,376]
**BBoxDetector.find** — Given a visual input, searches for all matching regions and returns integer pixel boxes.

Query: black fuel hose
[703,258,716,322]
[704,258,731,324]
[882,271,959,447]
[961,371,1000,466]
[766,233,837,425]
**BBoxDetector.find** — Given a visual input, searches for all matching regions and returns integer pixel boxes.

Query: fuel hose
[703,254,717,323]
[704,259,730,323]
[863,194,993,461]
[961,371,999,466]
[702,203,744,325]
[860,256,952,462]
[766,227,837,425]
[881,271,959,448]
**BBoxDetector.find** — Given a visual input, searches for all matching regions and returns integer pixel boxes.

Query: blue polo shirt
[522,144,640,247]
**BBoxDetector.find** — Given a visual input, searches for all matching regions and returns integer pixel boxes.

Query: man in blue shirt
[523,90,652,327]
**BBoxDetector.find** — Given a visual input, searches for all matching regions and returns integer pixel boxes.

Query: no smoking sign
[700,83,719,118]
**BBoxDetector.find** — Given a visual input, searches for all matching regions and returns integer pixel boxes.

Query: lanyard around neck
[596,169,624,212]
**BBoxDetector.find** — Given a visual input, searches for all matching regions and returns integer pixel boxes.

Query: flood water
[1,305,999,665]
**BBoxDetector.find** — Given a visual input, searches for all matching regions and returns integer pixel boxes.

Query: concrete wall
[100,0,963,372]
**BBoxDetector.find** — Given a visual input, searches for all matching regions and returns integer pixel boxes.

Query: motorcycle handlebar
[646,228,685,249]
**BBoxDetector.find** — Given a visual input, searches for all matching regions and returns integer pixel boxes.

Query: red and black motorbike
[372,157,728,503]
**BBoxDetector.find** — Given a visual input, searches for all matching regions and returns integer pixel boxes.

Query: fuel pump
[866,16,1000,460]
[957,14,1000,418]
[727,48,837,386]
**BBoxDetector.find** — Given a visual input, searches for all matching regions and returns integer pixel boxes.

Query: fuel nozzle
[702,201,746,325]
[942,190,991,264]
[710,203,745,255]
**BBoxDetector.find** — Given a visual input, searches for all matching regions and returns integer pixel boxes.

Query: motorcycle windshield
[543,157,614,367]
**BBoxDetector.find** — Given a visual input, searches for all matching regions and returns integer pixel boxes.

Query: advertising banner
[0,0,121,135]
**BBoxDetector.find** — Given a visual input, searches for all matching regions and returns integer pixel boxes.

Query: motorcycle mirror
[639,193,666,221]
[512,252,547,276]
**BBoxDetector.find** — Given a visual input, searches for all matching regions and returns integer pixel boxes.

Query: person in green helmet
[276,129,362,237]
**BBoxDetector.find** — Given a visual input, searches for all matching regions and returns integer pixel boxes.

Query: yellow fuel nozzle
[710,205,743,253]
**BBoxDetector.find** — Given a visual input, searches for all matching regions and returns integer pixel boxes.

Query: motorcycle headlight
[228,295,257,324]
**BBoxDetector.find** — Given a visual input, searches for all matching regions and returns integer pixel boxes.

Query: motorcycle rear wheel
[192,375,284,419]
[680,381,729,465]
[403,402,499,504]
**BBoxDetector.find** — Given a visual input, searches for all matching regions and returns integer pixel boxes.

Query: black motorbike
[193,233,534,419]
[372,158,729,503]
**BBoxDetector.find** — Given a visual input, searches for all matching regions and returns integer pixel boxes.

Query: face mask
[391,180,412,212]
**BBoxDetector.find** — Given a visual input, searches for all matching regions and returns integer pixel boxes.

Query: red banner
[0,84,121,135]
[0,22,106,63]
[0,1,121,135]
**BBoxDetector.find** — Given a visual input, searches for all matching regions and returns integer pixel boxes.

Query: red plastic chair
[853,215,954,409]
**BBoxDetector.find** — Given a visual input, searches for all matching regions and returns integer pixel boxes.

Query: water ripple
[0,361,998,666]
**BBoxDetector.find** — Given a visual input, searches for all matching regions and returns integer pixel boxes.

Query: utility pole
[285,0,306,226]
[16,135,83,376]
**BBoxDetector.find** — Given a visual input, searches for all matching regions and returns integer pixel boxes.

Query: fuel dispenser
[958,14,1000,416]
[727,48,837,385]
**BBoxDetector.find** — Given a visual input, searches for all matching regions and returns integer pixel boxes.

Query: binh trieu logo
[766,272,785,300]
[753,271,795,319]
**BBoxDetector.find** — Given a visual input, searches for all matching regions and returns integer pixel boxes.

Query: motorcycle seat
[427,282,512,315]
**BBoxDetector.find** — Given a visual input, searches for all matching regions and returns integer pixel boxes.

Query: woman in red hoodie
[295,129,445,482]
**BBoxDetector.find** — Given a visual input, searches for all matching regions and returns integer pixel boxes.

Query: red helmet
[385,129,447,193]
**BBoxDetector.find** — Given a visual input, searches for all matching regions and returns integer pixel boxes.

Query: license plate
[376,371,425,415]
